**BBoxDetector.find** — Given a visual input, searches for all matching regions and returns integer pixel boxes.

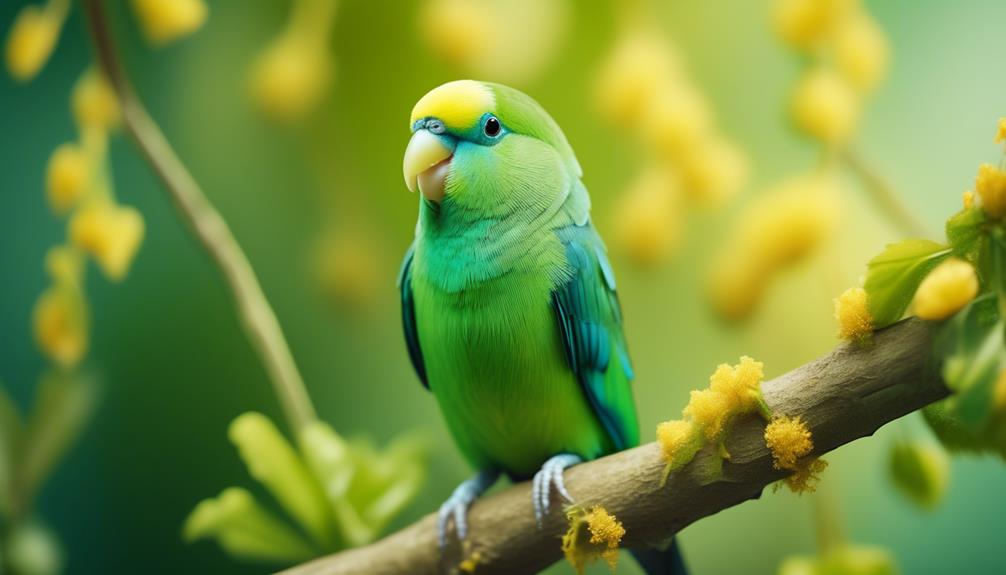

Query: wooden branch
[282,318,947,575]
[82,0,316,431]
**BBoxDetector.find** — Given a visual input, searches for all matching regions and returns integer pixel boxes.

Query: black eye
[483,116,501,137]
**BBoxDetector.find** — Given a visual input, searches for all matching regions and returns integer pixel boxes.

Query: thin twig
[82,0,316,431]
[843,149,933,239]
[281,318,947,575]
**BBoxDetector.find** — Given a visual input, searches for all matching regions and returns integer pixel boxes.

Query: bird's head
[403,80,581,219]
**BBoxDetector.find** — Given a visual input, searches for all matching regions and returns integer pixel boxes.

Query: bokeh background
[2,0,1006,573]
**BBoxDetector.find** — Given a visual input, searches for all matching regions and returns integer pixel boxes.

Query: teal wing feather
[398,243,428,389]
[552,223,640,451]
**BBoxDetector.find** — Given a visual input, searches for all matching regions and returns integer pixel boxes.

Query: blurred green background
[2,0,1006,573]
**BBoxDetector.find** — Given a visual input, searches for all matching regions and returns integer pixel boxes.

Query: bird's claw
[532,453,582,526]
[437,469,499,549]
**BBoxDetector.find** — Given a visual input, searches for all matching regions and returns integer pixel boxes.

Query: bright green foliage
[863,239,951,328]
[184,412,427,565]
[778,545,899,575]
[887,441,949,510]
[935,295,1005,426]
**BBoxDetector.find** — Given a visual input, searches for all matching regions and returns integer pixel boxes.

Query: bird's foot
[532,453,583,526]
[437,468,499,549]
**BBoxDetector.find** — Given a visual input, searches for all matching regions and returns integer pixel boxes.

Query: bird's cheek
[418,156,452,204]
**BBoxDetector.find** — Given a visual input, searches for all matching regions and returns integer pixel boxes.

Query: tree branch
[281,318,947,575]
[82,0,316,431]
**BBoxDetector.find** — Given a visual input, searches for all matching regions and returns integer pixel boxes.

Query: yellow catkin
[709,355,765,413]
[70,203,145,281]
[995,118,1006,145]
[656,419,702,472]
[772,0,853,49]
[641,84,713,158]
[45,246,83,286]
[780,458,828,494]
[562,506,625,574]
[419,0,492,68]
[131,0,208,45]
[913,257,979,321]
[595,29,680,128]
[250,35,332,122]
[834,13,889,94]
[678,136,748,207]
[33,284,89,368]
[72,69,120,130]
[834,287,873,341]
[614,166,681,266]
[5,3,64,82]
[765,416,814,470]
[46,143,89,214]
[975,163,1006,219]
[791,67,861,145]
[683,388,732,441]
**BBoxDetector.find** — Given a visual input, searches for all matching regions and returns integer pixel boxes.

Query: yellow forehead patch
[410,80,495,130]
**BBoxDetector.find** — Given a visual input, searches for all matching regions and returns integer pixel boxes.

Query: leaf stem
[82,0,317,432]
[843,149,933,239]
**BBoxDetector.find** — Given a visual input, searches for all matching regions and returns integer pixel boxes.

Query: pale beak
[403,129,455,202]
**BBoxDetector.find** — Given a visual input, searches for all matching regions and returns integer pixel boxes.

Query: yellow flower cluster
[780,457,828,494]
[4,0,70,82]
[708,175,840,319]
[612,165,682,267]
[658,356,768,482]
[33,69,144,368]
[975,163,1006,219]
[250,0,338,123]
[764,415,814,470]
[997,118,1006,145]
[913,257,979,321]
[834,286,873,341]
[561,505,624,574]
[777,0,889,146]
[131,0,208,46]
[419,0,569,85]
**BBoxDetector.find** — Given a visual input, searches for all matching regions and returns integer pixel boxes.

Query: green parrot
[399,80,686,574]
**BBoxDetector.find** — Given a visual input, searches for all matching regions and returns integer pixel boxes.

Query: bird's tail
[630,538,689,575]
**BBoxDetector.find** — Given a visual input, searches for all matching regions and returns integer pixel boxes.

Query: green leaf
[946,206,987,263]
[0,383,23,517]
[183,487,318,563]
[887,442,949,510]
[228,412,336,549]
[17,371,98,508]
[935,293,1005,427]
[864,239,952,328]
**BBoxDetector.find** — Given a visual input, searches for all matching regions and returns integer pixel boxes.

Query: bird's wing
[552,223,640,451]
[398,243,428,389]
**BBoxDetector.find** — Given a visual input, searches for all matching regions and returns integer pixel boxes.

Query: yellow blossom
[562,505,624,574]
[419,0,493,68]
[45,246,84,286]
[913,257,979,321]
[641,84,713,158]
[656,419,702,472]
[834,287,873,341]
[834,13,889,94]
[33,283,89,368]
[781,457,828,494]
[683,388,732,441]
[996,118,1006,144]
[709,355,765,414]
[975,163,1006,218]
[791,67,860,145]
[772,0,854,49]
[46,143,89,214]
[250,35,332,123]
[677,137,749,207]
[131,0,208,45]
[72,69,120,131]
[70,203,145,281]
[765,415,813,470]
[613,166,681,266]
[5,1,67,82]
[595,29,680,127]
[962,190,975,210]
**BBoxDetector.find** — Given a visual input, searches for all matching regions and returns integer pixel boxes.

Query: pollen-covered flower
[33,283,89,369]
[912,257,979,321]
[772,0,854,50]
[70,203,145,281]
[131,0,208,46]
[656,419,702,472]
[708,355,765,414]
[613,166,682,266]
[641,84,713,158]
[765,415,813,470]
[562,505,624,573]
[781,457,828,494]
[595,28,680,127]
[677,136,748,207]
[46,143,89,214]
[250,35,332,123]
[419,0,492,67]
[683,388,732,441]
[791,67,860,145]
[975,163,1006,218]
[834,13,889,94]
[5,1,67,82]
[72,69,120,131]
[834,287,873,341]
